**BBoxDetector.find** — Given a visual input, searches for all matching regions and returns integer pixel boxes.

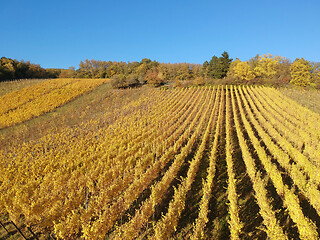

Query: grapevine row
[0,79,77,115]
[231,86,289,240]
[191,87,224,239]
[236,86,318,239]
[152,87,220,239]
[251,87,320,165]
[258,86,320,140]
[225,87,242,240]
[0,79,107,128]
[244,87,320,187]
[109,87,216,240]
[240,87,320,219]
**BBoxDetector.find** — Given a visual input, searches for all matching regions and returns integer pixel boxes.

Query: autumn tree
[59,67,76,78]
[126,73,140,87]
[0,57,15,80]
[0,57,52,81]
[274,57,291,84]
[290,58,312,86]
[193,76,205,86]
[248,54,260,70]
[228,59,255,82]
[110,74,127,88]
[145,67,164,86]
[252,54,280,79]
[175,63,193,80]
[157,64,170,82]
[191,64,202,77]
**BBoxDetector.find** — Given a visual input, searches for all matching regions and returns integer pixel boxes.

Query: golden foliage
[1,85,320,239]
[290,58,312,86]
[0,79,107,128]
[230,60,255,81]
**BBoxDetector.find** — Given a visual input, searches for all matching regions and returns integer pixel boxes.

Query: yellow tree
[231,60,255,81]
[253,54,280,79]
[290,58,312,86]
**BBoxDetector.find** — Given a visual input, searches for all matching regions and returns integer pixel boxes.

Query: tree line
[0,57,60,81]
[59,58,202,88]
[58,52,233,88]
[227,54,320,88]
[1,53,319,88]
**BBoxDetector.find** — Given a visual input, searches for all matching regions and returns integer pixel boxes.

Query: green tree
[204,51,232,79]
[220,51,233,77]
[206,56,219,78]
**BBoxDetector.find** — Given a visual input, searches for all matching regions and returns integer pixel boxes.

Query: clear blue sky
[1,0,319,69]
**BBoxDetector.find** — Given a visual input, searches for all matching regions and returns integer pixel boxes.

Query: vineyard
[0,78,107,129]
[1,81,320,239]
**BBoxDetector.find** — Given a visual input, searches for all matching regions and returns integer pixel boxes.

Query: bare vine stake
[50,233,56,240]
[0,220,9,233]
[27,226,39,240]
[85,187,89,210]
[10,221,28,240]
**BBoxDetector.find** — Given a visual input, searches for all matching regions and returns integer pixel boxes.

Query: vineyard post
[49,233,56,240]
[10,220,28,240]
[0,220,9,233]
[27,226,39,240]
[85,187,89,210]
[316,92,318,177]
[314,92,317,134]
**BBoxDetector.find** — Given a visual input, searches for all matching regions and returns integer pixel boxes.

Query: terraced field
[0,81,319,239]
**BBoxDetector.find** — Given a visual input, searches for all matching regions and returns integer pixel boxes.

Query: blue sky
[1,0,319,69]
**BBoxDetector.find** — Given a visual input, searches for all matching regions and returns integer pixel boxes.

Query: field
[279,87,320,115]
[0,79,320,239]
